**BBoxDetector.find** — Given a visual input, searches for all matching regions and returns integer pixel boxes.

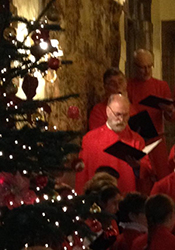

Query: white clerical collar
[106,121,112,130]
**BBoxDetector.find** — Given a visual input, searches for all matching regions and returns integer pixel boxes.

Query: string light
[23,170,28,174]
[62,206,67,212]
[36,197,40,203]
[43,194,49,200]
[0,151,3,156]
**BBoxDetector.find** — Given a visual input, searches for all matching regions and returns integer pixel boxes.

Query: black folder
[128,110,158,140]
[104,141,146,162]
[139,95,174,109]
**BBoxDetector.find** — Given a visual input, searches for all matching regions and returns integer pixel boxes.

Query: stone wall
[47,0,122,132]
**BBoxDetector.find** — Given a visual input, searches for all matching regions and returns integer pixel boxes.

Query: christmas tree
[0,1,118,249]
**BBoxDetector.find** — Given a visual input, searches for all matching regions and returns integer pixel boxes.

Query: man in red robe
[89,67,128,131]
[76,94,153,195]
[127,49,175,180]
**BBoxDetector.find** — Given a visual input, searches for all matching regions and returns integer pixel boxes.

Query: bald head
[134,49,154,81]
[106,94,130,132]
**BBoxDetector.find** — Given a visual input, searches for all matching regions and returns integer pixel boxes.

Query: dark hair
[146,194,174,227]
[100,185,120,205]
[145,194,174,250]
[103,67,125,85]
[95,166,120,179]
[118,192,147,223]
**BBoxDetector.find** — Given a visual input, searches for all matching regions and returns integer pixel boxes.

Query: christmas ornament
[31,29,49,44]
[0,171,37,210]
[68,106,80,119]
[47,4,60,22]
[48,58,60,70]
[86,219,102,233]
[90,203,101,213]
[22,74,38,99]
[3,26,16,41]
[71,158,84,172]
[35,175,48,189]
[104,226,118,241]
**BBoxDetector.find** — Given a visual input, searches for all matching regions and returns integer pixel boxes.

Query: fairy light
[21,200,24,205]
[0,134,2,138]
[82,200,85,204]
[9,155,13,159]
[39,41,48,50]
[36,197,40,203]
[42,212,46,217]
[0,151,3,156]
[6,118,9,122]
[36,187,40,191]
[64,246,67,250]
[75,216,80,221]
[25,243,28,248]
[45,244,49,248]
[69,242,73,247]
[23,145,26,149]
[45,126,48,130]
[56,195,61,201]
[15,140,18,144]
[55,221,59,227]
[9,201,13,206]
[75,231,78,236]
[23,170,28,174]
[62,206,68,212]
[43,194,49,200]
[28,146,31,150]
[53,126,57,130]
[67,195,73,200]
[3,93,6,97]
[51,199,54,203]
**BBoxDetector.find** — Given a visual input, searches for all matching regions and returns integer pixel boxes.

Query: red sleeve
[150,182,160,196]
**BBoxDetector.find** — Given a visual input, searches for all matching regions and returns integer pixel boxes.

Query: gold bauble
[90,203,101,213]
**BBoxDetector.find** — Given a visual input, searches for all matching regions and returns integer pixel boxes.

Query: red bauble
[35,175,48,189]
[67,106,80,119]
[104,226,118,239]
[91,219,103,233]
[48,58,60,70]
[71,158,84,172]
[22,74,38,99]
[31,29,49,44]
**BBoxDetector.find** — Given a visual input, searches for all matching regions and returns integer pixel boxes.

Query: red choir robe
[150,171,175,201]
[168,144,175,172]
[89,101,107,130]
[127,77,173,180]
[75,124,153,195]
[131,225,175,250]
[117,228,146,250]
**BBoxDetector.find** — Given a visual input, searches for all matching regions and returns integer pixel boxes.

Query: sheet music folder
[104,139,162,163]
[128,110,158,140]
[139,95,174,109]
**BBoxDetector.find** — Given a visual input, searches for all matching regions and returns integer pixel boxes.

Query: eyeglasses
[108,106,129,118]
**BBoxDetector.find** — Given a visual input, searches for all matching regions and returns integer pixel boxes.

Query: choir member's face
[104,74,127,98]
[103,193,121,214]
[134,53,153,81]
[107,98,130,132]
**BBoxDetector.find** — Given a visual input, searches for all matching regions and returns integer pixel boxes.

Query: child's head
[118,192,147,226]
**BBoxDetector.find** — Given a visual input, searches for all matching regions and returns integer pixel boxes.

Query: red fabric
[127,77,172,180]
[150,171,175,201]
[168,145,175,172]
[89,101,107,130]
[131,226,175,250]
[117,229,146,250]
[75,124,153,195]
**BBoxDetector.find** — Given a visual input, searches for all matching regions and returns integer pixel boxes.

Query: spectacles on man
[108,106,129,118]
